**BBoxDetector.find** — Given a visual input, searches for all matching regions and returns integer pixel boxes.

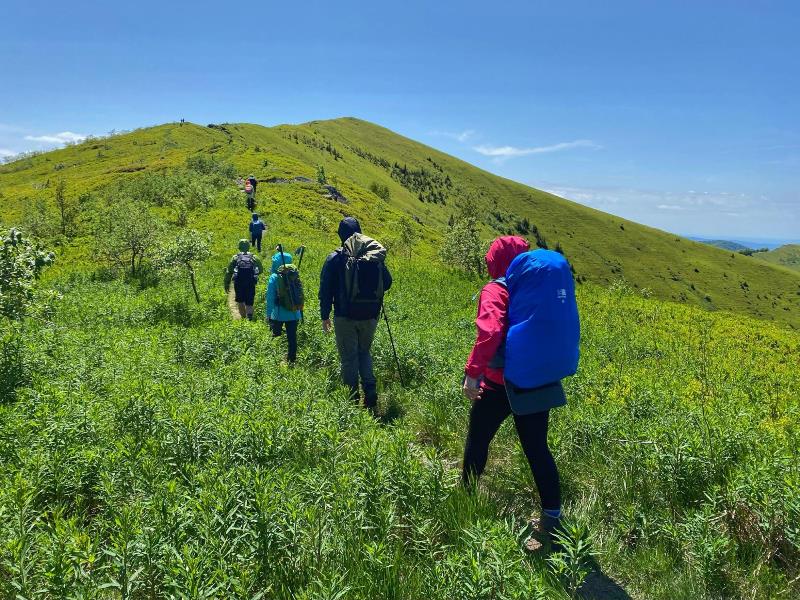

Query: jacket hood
[238,239,251,252]
[252,213,259,221]
[337,217,362,244]
[271,251,293,274]
[486,236,530,279]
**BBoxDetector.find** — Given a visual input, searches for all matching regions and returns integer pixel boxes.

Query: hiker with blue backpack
[461,235,580,551]
[319,217,392,411]
[266,246,304,363]
[224,239,264,320]
[249,213,266,253]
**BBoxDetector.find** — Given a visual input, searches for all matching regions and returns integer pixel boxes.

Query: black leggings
[462,380,561,511]
[251,233,262,253]
[271,319,298,362]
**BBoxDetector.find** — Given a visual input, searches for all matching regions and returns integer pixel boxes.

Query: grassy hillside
[1,118,798,329]
[0,119,799,598]
[757,244,800,272]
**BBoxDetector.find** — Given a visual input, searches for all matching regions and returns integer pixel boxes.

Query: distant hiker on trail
[266,249,304,364]
[461,236,580,551]
[249,213,266,253]
[244,180,255,211]
[247,174,258,194]
[319,217,392,411]
[224,239,264,321]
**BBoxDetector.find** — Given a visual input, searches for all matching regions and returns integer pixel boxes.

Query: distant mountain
[756,244,800,272]
[694,239,753,252]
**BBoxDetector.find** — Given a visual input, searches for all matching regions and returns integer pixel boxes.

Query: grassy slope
[757,244,800,272]
[0,234,798,598]
[1,118,799,330]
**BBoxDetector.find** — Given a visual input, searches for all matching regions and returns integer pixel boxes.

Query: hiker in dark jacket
[462,235,570,551]
[319,217,392,409]
[224,239,264,320]
[249,213,266,253]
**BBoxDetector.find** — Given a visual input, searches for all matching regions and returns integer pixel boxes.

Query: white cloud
[430,129,475,142]
[24,131,87,145]
[528,181,799,239]
[473,139,600,158]
[0,148,16,158]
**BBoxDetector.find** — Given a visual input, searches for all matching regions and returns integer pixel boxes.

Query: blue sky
[2,0,798,242]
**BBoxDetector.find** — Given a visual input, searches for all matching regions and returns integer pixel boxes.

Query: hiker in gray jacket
[319,217,392,410]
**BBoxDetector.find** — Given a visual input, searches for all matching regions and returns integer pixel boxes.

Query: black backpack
[233,253,256,282]
[341,233,387,318]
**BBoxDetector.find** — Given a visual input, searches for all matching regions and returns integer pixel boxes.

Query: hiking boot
[523,513,564,553]
[541,512,565,552]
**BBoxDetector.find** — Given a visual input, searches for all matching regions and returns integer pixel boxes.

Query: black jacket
[318,217,392,320]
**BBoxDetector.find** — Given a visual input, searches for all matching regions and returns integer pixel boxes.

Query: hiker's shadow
[377,397,405,425]
[577,559,632,600]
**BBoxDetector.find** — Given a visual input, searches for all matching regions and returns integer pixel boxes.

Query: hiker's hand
[322,319,332,334]
[462,377,483,401]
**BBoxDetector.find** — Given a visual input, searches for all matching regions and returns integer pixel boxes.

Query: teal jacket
[266,252,302,322]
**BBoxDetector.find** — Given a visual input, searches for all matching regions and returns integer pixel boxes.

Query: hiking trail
[227,287,242,320]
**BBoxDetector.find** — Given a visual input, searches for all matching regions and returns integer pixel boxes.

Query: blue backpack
[501,249,580,414]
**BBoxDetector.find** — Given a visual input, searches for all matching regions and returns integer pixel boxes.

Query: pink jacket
[465,236,530,386]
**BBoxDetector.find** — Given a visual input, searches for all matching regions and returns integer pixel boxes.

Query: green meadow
[0,120,798,598]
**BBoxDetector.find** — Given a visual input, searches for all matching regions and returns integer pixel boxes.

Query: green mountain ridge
[756,244,800,272]
[695,239,753,252]
[1,117,798,328]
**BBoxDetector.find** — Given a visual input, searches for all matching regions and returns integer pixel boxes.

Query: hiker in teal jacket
[266,250,302,362]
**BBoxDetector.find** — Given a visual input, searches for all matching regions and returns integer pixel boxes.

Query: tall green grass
[0,248,797,598]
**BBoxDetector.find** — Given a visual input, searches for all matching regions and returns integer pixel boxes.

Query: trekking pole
[382,305,406,388]
[295,245,306,270]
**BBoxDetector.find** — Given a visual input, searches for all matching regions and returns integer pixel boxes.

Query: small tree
[98,198,163,275]
[54,179,78,238]
[0,228,55,320]
[157,230,211,303]
[398,216,418,259]
[22,197,54,240]
[316,165,327,185]
[441,213,484,276]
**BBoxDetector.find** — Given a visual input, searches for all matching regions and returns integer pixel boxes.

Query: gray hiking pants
[334,316,378,405]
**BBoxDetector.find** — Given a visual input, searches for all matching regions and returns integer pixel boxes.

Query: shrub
[441,212,484,276]
[96,198,164,275]
[0,228,54,320]
[369,182,391,201]
[185,154,237,179]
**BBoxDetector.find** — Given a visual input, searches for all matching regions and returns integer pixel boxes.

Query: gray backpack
[342,233,387,315]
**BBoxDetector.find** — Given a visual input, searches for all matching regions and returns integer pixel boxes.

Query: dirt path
[227,287,242,320]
